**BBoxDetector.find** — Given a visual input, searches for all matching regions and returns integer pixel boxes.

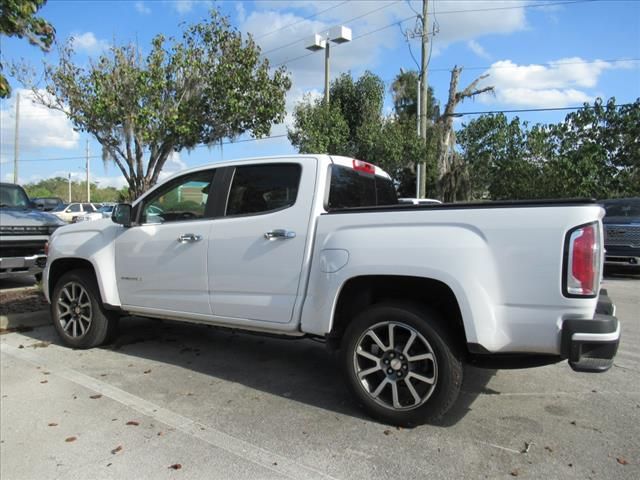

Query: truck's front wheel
[51,269,118,349]
[341,303,463,426]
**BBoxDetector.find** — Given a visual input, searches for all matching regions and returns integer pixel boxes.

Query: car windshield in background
[0,184,31,208]
[99,205,114,213]
[328,165,398,209]
[603,199,640,217]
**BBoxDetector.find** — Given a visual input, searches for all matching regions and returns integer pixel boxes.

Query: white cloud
[71,32,109,55]
[239,1,533,118]
[467,40,491,60]
[0,89,80,151]
[134,1,151,15]
[173,1,193,14]
[477,58,632,108]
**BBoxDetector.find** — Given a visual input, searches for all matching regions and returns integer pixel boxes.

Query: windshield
[99,205,114,213]
[603,199,640,217]
[0,184,31,208]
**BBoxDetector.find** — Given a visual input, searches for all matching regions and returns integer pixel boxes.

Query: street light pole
[324,41,331,104]
[306,26,351,106]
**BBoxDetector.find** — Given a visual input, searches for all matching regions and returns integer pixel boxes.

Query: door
[208,161,316,324]
[115,169,216,315]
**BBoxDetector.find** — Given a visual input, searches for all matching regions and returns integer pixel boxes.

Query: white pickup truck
[43,155,619,426]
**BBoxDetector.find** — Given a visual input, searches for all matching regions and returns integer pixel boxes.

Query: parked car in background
[0,183,65,280]
[75,203,116,223]
[601,197,640,272]
[32,197,65,212]
[398,198,442,205]
[51,202,97,223]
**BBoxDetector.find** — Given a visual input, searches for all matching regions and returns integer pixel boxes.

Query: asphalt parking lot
[1,274,638,479]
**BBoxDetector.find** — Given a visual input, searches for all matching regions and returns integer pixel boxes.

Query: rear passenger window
[226,164,301,216]
[328,165,398,209]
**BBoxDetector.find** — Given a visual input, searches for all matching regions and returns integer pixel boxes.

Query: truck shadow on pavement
[22,316,496,427]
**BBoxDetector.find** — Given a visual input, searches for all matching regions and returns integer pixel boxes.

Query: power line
[254,1,350,40]
[0,134,289,165]
[271,0,604,68]
[264,1,402,56]
[452,103,635,117]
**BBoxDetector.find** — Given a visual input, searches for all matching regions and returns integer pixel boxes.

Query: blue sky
[1,0,639,189]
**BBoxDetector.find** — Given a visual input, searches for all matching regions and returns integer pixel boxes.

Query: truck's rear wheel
[341,303,463,427]
[51,269,118,349]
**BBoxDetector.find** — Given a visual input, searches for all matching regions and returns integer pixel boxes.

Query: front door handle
[177,233,202,243]
[264,229,296,240]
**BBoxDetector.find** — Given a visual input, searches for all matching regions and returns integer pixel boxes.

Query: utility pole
[416,79,421,198]
[13,92,20,184]
[68,173,72,203]
[86,139,91,202]
[418,0,429,198]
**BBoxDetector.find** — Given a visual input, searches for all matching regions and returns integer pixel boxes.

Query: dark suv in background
[601,197,640,272]
[0,183,64,280]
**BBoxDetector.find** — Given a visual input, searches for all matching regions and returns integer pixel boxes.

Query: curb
[0,310,51,330]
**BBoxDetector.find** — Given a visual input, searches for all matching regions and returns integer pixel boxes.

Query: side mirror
[112,203,133,227]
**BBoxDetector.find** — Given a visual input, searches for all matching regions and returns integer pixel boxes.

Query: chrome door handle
[264,229,296,240]
[177,233,202,243]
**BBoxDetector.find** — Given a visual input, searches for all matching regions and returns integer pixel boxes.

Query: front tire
[341,303,463,427]
[51,269,118,349]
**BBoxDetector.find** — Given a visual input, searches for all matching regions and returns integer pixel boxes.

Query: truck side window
[68,204,81,213]
[226,164,302,216]
[140,170,214,224]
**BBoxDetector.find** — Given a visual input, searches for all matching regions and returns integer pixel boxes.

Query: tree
[456,97,640,200]
[288,71,430,195]
[390,69,439,123]
[0,0,55,98]
[435,67,494,201]
[23,11,290,198]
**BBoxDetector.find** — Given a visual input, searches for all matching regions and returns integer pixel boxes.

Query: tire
[341,302,463,427]
[51,269,119,349]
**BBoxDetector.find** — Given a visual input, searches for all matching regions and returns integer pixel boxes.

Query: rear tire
[341,302,463,427]
[51,269,118,349]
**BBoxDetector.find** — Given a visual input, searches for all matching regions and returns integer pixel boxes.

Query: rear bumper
[0,254,47,278]
[560,290,619,372]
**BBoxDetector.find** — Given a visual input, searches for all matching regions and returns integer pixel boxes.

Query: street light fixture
[305,25,352,104]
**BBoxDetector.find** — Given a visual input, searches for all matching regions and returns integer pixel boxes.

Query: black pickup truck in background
[602,197,640,272]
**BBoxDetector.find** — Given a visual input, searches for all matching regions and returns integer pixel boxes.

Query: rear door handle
[177,233,202,243]
[264,229,296,240]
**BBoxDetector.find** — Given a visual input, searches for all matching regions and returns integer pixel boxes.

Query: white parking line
[0,343,337,480]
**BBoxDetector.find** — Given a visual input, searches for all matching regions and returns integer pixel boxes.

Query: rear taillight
[353,159,375,175]
[564,222,601,297]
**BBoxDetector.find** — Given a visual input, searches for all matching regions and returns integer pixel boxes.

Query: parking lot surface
[1,275,638,479]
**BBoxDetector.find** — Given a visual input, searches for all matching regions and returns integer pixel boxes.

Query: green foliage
[22,10,291,199]
[0,0,55,98]
[22,176,125,203]
[389,70,439,123]
[288,98,349,154]
[288,70,432,195]
[457,98,640,200]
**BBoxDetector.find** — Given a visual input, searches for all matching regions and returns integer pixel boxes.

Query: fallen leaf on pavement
[40,380,48,384]
[48,423,58,427]
[616,457,629,465]
[31,341,51,348]
[111,445,123,454]
[168,464,182,470]
[126,421,140,426]
[510,469,519,476]
[89,394,102,399]
[65,436,77,443]
[143,369,151,374]
[545,446,553,453]
[383,430,391,436]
